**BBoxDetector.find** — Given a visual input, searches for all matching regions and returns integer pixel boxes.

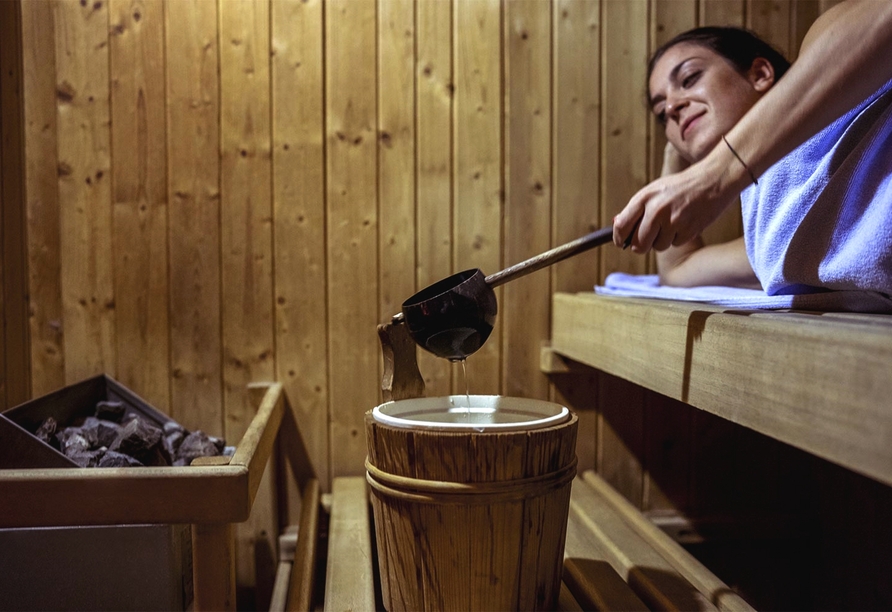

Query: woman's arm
[654,143,760,288]
[658,236,760,288]
[614,0,892,252]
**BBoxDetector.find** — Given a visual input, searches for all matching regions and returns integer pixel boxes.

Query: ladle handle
[484,226,614,288]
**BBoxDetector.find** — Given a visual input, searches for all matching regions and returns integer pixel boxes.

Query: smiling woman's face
[648,42,771,163]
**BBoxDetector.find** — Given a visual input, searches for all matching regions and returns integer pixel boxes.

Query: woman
[613,0,892,300]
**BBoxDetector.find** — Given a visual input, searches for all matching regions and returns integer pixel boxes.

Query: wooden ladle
[392,225,615,361]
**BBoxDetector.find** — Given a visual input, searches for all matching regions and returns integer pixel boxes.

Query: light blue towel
[742,77,892,298]
[596,272,892,312]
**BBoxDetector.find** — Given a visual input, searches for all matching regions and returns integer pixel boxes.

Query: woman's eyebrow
[649,57,699,108]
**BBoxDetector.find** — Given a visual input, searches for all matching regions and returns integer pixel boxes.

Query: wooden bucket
[365,395,578,611]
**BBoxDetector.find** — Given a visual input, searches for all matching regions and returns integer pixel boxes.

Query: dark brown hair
[648,26,791,84]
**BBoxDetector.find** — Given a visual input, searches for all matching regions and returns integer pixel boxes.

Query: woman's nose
[665,94,687,123]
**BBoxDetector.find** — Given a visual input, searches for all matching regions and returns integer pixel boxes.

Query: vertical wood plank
[454,0,502,395]
[747,0,793,59]
[21,0,65,398]
[0,3,7,410]
[502,0,551,400]
[600,0,648,281]
[378,0,416,333]
[192,522,237,612]
[551,0,601,471]
[415,0,453,397]
[166,0,223,434]
[219,0,276,596]
[552,0,601,296]
[643,392,692,513]
[0,0,30,407]
[700,0,745,26]
[326,0,379,476]
[272,0,329,497]
[598,372,645,508]
[109,0,170,413]
[54,0,116,384]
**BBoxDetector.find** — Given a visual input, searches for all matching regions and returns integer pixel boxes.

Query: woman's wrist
[700,136,755,203]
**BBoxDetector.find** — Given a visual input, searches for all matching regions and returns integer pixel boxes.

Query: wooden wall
[2,0,843,600]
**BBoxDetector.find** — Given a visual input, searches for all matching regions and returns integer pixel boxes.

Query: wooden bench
[272,471,752,611]
[544,293,892,488]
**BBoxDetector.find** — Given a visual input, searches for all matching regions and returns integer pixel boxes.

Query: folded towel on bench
[595,272,892,313]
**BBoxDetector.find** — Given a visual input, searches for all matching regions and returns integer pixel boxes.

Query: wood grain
[109,0,169,413]
[583,470,755,611]
[286,478,320,612]
[502,0,552,402]
[600,0,648,280]
[1,0,30,409]
[271,0,329,494]
[378,0,417,333]
[20,0,65,398]
[415,0,454,397]
[551,293,892,487]
[55,0,116,383]
[324,477,375,612]
[165,0,222,434]
[454,0,502,395]
[325,0,379,477]
[192,522,237,612]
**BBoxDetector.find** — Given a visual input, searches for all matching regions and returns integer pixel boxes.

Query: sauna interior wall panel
[21,0,64,401]
[414,0,454,397]
[599,0,649,282]
[502,0,552,401]
[4,0,829,525]
[0,0,29,410]
[109,0,170,414]
[378,0,417,332]
[219,0,278,597]
[54,0,117,384]
[325,0,380,477]
[453,0,503,396]
[271,0,329,502]
[164,0,223,436]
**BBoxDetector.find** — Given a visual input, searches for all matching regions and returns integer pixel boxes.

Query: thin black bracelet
[722,135,758,185]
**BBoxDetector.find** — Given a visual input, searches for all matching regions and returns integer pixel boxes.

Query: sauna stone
[95,400,125,422]
[173,431,224,466]
[109,417,169,467]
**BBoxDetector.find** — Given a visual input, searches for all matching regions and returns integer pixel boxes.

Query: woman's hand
[612,141,748,252]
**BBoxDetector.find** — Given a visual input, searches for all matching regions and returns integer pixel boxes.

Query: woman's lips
[681,112,705,140]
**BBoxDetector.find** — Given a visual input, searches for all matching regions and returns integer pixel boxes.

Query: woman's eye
[656,110,667,124]
[681,71,701,88]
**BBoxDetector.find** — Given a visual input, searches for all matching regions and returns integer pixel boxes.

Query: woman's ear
[748,57,776,92]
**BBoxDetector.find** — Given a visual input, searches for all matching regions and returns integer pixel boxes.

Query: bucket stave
[365,396,578,611]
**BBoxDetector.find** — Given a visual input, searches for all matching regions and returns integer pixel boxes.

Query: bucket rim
[372,395,569,432]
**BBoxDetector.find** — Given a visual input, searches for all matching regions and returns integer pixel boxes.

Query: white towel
[596,272,892,312]
[743,77,892,297]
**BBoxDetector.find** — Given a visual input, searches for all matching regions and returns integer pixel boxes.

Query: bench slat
[582,471,755,612]
[569,476,719,611]
[324,477,375,612]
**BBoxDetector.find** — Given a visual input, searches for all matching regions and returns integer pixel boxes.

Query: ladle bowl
[401,268,496,361]
[397,225,618,360]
